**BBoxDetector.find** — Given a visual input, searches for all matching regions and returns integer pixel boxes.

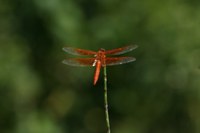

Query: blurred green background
[1,0,200,133]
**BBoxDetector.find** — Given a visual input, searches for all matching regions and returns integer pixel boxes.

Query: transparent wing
[105,45,138,55]
[106,57,136,66]
[62,58,96,67]
[63,47,97,56]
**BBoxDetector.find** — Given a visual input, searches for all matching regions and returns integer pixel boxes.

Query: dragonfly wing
[105,45,138,55]
[106,57,136,66]
[62,58,96,67]
[63,47,97,56]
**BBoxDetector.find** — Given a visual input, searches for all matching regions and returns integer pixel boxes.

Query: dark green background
[1,0,200,133]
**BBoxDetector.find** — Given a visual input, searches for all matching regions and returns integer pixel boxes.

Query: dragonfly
[62,45,138,85]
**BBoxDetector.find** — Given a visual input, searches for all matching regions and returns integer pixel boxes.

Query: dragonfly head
[100,48,105,52]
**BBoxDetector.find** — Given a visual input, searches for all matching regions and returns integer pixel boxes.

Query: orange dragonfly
[63,45,137,85]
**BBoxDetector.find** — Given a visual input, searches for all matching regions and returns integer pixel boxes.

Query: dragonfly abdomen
[93,60,101,85]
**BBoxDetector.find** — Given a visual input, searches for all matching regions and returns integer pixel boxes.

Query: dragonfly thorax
[93,49,106,66]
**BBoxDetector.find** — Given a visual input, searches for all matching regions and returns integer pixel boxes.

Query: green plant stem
[103,66,111,133]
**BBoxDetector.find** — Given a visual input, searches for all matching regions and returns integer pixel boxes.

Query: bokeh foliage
[0,0,200,133]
